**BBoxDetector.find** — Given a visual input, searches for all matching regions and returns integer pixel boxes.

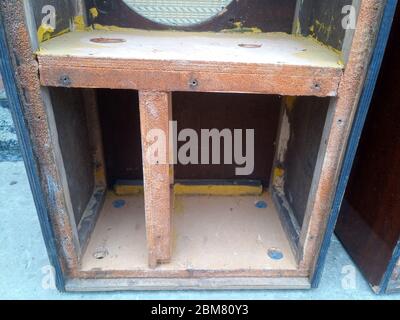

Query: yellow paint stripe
[114,184,144,196]
[174,184,263,196]
[114,182,263,196]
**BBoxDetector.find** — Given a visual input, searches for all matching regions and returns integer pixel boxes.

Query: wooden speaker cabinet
[336,1,400,295]
[0,0,388,291]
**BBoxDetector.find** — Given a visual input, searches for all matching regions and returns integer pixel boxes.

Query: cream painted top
[38,29,343,69]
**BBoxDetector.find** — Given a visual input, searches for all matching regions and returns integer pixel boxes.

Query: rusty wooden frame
[0,0,386,290]
[37,56,342,97]
[299,1,385,276]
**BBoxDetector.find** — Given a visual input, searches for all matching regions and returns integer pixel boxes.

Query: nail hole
[93,247,108,260]
[238,43,262,48]
[268,248,284,260]
[90,37,126,43]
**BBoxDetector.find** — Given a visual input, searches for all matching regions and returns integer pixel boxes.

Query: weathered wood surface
[37,30,343,97]
[66,277,311,292]
[139,91,172,268]
[299,1,385,275]
[1,0,81,273]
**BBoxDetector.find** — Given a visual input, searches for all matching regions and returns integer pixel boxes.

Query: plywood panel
[80,192,297,274]
[50,87,94,224]
[284,97,330,226]
[173,92,281,184]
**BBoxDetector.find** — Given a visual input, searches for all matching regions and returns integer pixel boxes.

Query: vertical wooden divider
[139,91,172,268]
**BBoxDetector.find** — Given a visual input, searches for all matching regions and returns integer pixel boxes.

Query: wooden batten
[139,91,172,268]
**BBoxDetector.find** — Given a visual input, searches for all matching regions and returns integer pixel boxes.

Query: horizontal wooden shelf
[37,29,344,96]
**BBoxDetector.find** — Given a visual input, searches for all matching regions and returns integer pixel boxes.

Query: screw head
[59,75,71,86]
[189,78,199,89]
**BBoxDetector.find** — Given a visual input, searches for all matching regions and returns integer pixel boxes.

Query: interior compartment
[49,87,329,274]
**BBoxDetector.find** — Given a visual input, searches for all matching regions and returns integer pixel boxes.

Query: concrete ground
[0,95,21,162]
[0,160,399,300]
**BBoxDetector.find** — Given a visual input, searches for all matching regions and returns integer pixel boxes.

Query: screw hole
[59,75,71,86]
[93,247,108,260]
[189,79,199,88]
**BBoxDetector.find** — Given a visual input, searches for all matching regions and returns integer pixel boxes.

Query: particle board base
[78,191,300,280]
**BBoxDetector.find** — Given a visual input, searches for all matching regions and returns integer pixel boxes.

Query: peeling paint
[221,22,262,34]
[73,15,86,32]
[93,24,133,32]
[89,7,99,19]
[293,35,344,68]
[37,23,55,43]
[277,110,290,163]
[305,17,345,67]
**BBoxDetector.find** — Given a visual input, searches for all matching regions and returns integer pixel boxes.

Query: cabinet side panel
[283,97,330,227]
[298,0,353,51]
[50,88,95,224]
[336,3,400,289]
